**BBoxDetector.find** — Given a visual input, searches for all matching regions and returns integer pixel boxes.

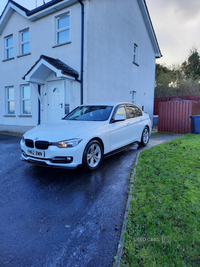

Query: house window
[133,43,138,65]
[6,87,15,114]
[21,85,31,114]
[131,91,136,105]
[56,13,70,45]
[5,35,13,59]
[20,29,30,55]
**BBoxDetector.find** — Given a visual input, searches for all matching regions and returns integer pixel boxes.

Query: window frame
[21,84,31,115]
[19,28,30,56]
[5,86,15,115]
[55,12,70,46]
[133,43,139,66]
[5,35,14,60]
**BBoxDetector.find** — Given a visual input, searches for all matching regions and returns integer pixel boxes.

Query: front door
[47,81,64,123]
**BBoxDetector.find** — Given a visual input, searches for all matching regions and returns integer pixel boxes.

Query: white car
[20,103,151,171]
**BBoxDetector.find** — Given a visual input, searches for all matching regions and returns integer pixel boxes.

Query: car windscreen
[64,105,113,121]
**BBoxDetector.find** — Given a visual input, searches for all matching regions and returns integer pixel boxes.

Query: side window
[113,105,126,119]
[56,12,70,45]
[6,87,15,114]
[20,29,30,55]
[21,85,31,114]
[133,43,138,65]
[126,105,137,119]
[131,90,136,104]
[5,35,13,59]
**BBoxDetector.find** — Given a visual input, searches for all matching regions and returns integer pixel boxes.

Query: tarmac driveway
[0,132,181,267]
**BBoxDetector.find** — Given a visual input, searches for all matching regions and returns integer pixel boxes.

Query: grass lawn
[120,134,200,267]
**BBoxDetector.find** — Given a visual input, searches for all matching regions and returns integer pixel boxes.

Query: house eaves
[0,0,79,35]
[137,0,162,58]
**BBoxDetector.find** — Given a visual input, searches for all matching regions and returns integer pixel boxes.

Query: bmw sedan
[20,103,151,171]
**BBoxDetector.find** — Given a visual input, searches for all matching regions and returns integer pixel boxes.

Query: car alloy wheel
[83,140,103,171]
[140,127,149,146]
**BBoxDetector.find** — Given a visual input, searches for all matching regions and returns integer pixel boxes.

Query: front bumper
[20,139,85,169]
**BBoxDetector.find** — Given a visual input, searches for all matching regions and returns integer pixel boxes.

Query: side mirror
[113,115,125,122]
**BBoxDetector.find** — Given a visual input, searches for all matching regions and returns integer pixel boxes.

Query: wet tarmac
[0,133,182,267]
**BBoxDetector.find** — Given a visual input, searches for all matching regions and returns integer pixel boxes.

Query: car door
[125,104,144,142]
[109,105,131,151]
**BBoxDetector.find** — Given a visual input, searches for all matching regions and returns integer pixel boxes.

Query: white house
[0,0,161,133]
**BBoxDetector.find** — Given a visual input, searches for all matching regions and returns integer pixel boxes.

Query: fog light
[51,157,73,164]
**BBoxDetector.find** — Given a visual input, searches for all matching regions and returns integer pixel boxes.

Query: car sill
[104,141,139,158]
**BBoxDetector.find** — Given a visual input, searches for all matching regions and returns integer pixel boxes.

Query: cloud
[147,0,200,65]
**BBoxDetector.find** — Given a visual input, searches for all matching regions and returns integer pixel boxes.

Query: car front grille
[25,139,34,148]
[35,141,50,150]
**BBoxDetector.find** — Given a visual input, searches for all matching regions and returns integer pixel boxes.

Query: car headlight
[52,138,82,148]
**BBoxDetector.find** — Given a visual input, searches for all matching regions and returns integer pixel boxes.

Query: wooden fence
[154,95,200,115]
[158,100,200,133]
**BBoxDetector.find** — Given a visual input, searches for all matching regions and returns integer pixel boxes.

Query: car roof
[79,102,135,107]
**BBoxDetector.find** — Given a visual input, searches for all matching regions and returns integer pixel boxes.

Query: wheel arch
[85,137,104,154]
[82,137,105,164]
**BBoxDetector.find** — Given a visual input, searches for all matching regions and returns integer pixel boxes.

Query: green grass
[120,134,200,267]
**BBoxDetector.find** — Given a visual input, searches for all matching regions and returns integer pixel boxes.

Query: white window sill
[52,41,71,48]
[133,62,139,67]
[18,115,32,117]
[17,53,31,58]
[2,57,15,62]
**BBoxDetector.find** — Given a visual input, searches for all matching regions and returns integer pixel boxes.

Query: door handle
[126,123,130,126]
[60,103,63,108]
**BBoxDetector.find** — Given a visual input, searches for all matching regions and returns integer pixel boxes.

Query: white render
[0,0,161,133]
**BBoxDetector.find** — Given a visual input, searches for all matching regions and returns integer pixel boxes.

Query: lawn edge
[114,152,140,267]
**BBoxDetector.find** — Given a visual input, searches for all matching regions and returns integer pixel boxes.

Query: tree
[182,47,200,80]
[155,47,200,98]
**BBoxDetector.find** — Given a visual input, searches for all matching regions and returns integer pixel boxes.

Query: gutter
[78,0,84,104]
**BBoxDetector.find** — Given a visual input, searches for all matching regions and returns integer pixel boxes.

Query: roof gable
[23,55,79,84]
[137,0,161,58]
[0,0,78,35]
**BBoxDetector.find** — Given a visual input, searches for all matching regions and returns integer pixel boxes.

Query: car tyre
[83,140,103,171]
[139,127,149,146]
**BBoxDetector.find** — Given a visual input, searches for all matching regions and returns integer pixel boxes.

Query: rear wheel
[83,140,103,171]
[140,127,149,146]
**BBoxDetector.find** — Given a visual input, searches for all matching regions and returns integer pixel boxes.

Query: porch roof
[23,55,79,84]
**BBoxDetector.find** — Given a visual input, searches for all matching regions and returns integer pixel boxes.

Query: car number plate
[27,149,45,157]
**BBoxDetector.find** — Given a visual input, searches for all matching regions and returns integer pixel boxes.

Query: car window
[136,107,142,116]
[64,105,113,121]
[113,105,127,119]
[126,105,137,119]
[126,105,142,119]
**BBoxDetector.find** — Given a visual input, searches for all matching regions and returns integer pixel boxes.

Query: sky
[0,0,199,67]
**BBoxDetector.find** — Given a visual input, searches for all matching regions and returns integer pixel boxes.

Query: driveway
[0,133,181,267]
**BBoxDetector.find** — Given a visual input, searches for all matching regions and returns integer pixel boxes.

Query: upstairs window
[6,87,15,115]
[20,29,30,55]
[56,13,70,45]
[133,43,138,65]
[5,35,13,59]
[21,85,31,115]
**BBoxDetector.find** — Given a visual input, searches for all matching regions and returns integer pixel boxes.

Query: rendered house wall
[84,0,156,120]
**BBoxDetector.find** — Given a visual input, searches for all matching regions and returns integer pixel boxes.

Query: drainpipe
[78,0,84,104]
[38,85,41,125]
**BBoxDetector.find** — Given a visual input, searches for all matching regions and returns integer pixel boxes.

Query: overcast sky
[0,0,199,67]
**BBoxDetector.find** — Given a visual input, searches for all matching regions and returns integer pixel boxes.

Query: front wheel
[139,127,149,146]
[82,140,103,171]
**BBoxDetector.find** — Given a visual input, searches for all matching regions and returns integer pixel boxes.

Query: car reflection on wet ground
[0,133,181,267]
